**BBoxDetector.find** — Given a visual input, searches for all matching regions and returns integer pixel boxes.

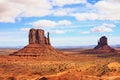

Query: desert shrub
[110,68,117,72]
[58,64,67,72]
[96,64,110,77]
[86,64,110,77]
[30,61,75,75]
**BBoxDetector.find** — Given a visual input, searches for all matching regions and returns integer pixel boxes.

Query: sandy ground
[0,48,120,80]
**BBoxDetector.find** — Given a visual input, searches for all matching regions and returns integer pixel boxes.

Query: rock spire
[29,28,50,45]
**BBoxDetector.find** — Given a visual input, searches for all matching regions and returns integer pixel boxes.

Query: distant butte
[10,28,66,60]
[93,36,116,53]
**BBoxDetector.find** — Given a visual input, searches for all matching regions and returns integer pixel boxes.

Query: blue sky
[0,0,120,47]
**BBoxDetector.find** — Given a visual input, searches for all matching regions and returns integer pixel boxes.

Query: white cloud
[81,31,90,34]
[20,28,30,31]
[0,0,52,22]
[53,30,65,34]
[53,8,75,16]
[102,23,115,28]
[31,20,72,28]
[12,0,52,17]
[93,0,120,20]
[0,0,87,23]
[58,20,72,26]
[91,23,116,32]
[0,0,21,22]
[52,0,86,7]
[91,27,112,32]
[71,0,120,21]
[32,20,56,28]
[51,29,74,34]
[1,0,120,23]
[71,13,98,21]
[53,9,68,16]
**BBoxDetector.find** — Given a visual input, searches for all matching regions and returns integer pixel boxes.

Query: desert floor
[0,48,120,80]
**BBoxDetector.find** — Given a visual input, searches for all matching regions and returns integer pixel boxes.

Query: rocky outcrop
[29,28,50,45]
[10,28,66,59]
[93,36,116,53]
[94,36,108,49]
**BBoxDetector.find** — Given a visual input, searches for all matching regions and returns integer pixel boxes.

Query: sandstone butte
[93,36,116,53]
[10,28,66,60]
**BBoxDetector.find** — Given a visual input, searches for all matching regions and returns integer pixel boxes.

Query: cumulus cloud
[31,20,72,28]
[71,13,98,21]
[0,0,120,23]
[57,20,72,26]
[93,0,120,20]
[0,0,87,23]
[71,0,120,21]
[0,0,21,22]
[91,23,116,32]
[0,0,52,22]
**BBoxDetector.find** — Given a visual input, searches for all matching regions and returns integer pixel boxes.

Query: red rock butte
[29,28,50,45]
[10,28,65,59]
[93,36,116,53]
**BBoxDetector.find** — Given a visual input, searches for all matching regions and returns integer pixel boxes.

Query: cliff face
[94,36,116,53]
[29,28,50,45]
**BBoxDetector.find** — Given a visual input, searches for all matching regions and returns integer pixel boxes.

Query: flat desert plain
[0,48,120,80]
